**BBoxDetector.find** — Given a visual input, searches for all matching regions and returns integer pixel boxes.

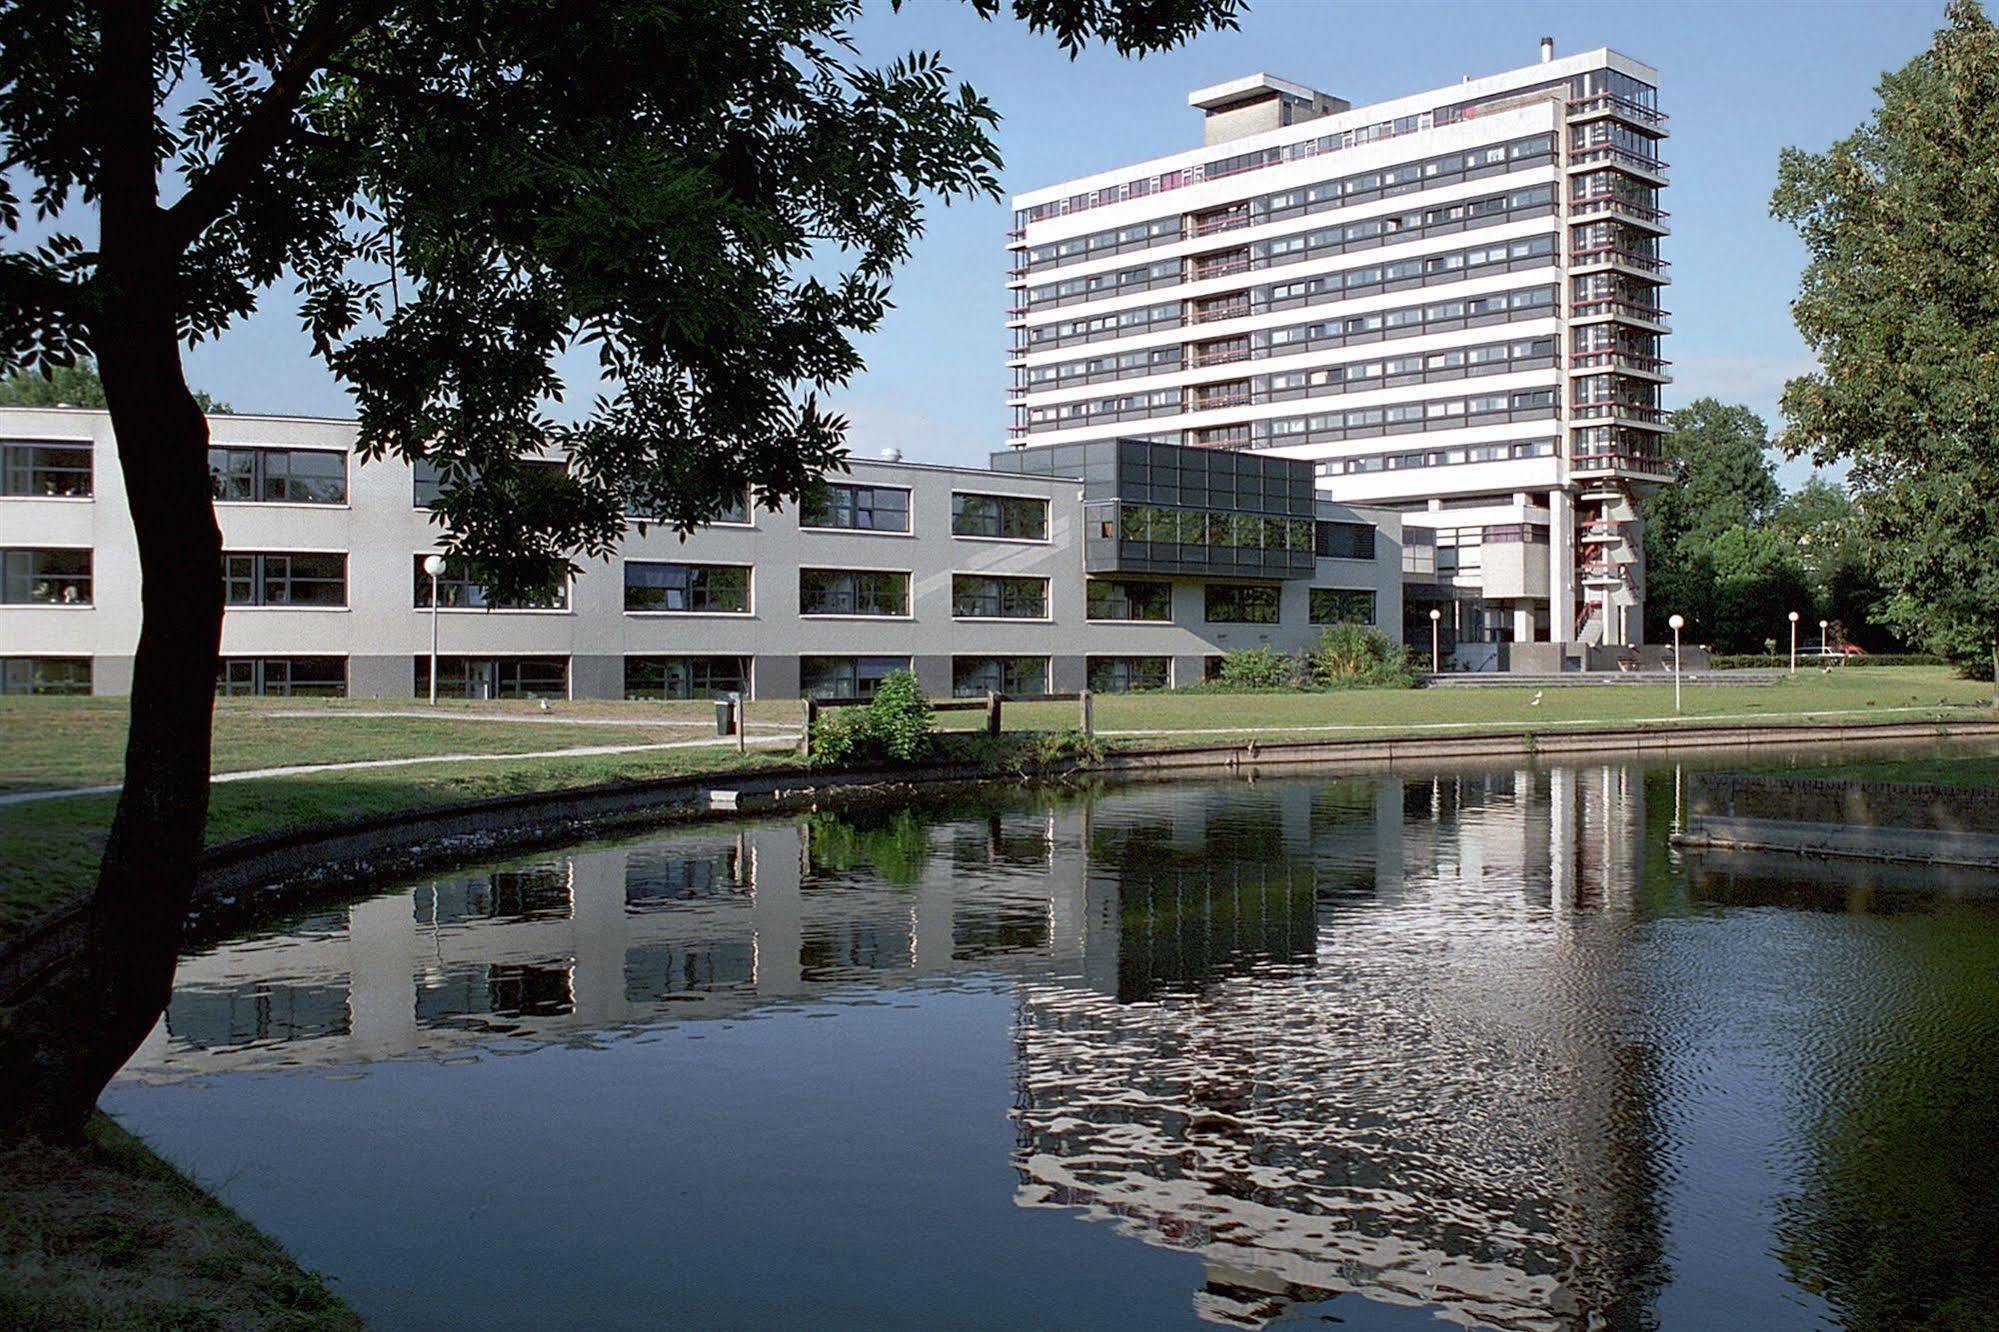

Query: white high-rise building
[1007,43,1669,663]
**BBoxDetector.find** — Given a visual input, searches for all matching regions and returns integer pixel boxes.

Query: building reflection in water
[130,767,1667,1329]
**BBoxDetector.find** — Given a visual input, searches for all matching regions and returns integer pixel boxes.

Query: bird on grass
[1530,690,1544,707]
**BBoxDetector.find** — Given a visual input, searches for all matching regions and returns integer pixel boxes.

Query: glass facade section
[624,562,751,614]
[222,552,347,607]
[799,569,909,617]
[624,656,750,701]
[800,656,909,700]
[1,441,91,496]
[951,575,1048,620]
[1087,656,1170,693]
[1204,584,1281,624]
[0,657,91,694]
[799,483,910,533]
[1,548,91,604]
[208,446,347,504]
[1085,579,1172,622]
[414,656,568,700]
[952,656,1048,698]
[1309,588,1377,625]
[217,657,347,696]
[413,556,568,610]
[951,493,1048,540]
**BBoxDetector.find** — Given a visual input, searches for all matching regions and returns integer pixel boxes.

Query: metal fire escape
[1564,83,1672,647]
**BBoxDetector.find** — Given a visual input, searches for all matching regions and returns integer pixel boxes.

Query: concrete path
[0,731,804,807]
[264,709,795,731]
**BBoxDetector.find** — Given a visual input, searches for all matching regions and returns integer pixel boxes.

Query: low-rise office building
[0,407,1401,700]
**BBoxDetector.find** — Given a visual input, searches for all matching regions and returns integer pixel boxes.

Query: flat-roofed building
[1007,42,1669,662]
[0,407,1400,699]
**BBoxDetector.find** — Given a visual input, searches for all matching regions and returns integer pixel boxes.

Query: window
[1,548,91,604]
[799,569,909,617]
[951,492,1049,541]
[1204,583,1281,623]
[1310,588,1377,625]
[953,656,1048,698]
[208,446,346,504]
[951,574,1048,620]
[799,482,910,533]
[413,555,568,610]
[217,657,347,697]
[412,457,564,508]
[625,656,750,700]
[624,562,751,614]
[800,655,909,700]
[710,490,751,525]
[221,552,347,607]
[1086,579,1172,622]
[414,656,568,700]
[1315,521,1378,560]
[1088,657,1169,693]
[1,657,90,695]
[2,441,91,497]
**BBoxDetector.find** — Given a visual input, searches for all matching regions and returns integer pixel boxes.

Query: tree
[1771,477,1901,651]
[0,0,1240,1139]
[1642,398,1782,643]
[1705,525,1816,654]
[1772,0,1999,690]
[0,357,230,412]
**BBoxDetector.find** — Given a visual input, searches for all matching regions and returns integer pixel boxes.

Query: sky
[176,0,1951,489]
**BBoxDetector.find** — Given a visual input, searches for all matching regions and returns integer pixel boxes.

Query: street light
[1429,607,1442,673]
[1787,610,1800,674]
[1819,618,1830,658]
[1668,613,1685,713]
[423,553,447,705]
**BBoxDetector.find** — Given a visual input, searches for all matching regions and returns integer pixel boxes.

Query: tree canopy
[1772,0,1999,680]
[0,358,230,412]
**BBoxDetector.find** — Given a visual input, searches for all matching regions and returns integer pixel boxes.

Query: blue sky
[181,0,1948,488]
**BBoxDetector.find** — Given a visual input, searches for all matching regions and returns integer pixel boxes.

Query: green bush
[807,670,934,765]
[865,670,933,762]
[1215,646,1300,690]
[1311,623,1418,689]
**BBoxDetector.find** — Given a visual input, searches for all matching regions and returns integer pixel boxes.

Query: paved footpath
[0,731,803,807]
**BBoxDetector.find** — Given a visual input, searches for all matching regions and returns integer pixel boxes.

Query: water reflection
[116,762,1999,1330]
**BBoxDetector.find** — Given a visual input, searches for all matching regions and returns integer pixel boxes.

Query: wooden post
[1079,689,1093,738]
[802,697,818,758]
[986,689,1002,738]
[734,692,746,755]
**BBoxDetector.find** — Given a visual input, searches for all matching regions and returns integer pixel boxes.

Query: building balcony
[1570,298,1671,332]
[1579,520,1629,544]
[1566,92,1669,133]
[1188,299,1251,325]
[1568,194,1670,233]
[1187,210,1252,238]
[1568,351,1671,381]
[1187,344,1252,368]
[1573,451,1675,485]
[1572,400,1670,428]
[1568,245,1671,278]
[1566,146,1669,182]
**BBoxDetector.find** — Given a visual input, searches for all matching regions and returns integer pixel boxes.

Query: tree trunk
[0,330,220,1140]
[0,2,221,1138]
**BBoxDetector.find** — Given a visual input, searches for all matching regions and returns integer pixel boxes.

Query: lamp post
[1429,607,1442,673]
[423,554,447,705]
[1668,613,1685,713]
[1787,610,1799,674]
[1819,618,1830,657]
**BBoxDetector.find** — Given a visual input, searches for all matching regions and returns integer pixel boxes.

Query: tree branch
[159,1,379,255]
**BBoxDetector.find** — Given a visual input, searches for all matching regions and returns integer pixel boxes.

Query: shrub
[1710,652,1947,670]
[865,670,933,762]
[807,669,934,766]
[1311,623,1418,689]
[1215,646,1300,690]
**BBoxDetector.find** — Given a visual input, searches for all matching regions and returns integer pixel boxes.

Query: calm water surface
[105,760,1999,1330]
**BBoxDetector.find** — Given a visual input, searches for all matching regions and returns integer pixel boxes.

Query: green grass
[0,1113,360,1330]
[0,695,792,794]
[1751,752,1999,788]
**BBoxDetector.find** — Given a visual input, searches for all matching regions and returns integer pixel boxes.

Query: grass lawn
[0,1113,359,1330]
[1751,751,1999,788]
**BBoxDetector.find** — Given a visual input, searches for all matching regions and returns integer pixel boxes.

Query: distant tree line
[1643,397,1896,656]
[0,359,232,414]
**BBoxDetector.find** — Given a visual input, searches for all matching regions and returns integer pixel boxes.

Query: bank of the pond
[0,1112,360,1330]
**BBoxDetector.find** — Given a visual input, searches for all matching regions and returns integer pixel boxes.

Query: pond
[106,758,1999,1330]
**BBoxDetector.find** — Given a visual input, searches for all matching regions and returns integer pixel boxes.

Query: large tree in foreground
[1771,0,1999,690]
[0,0,1239,1138]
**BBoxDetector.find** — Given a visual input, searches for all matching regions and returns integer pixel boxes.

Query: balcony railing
[1569,244,1670,274]
[1189,299,1251,325]
[1568,144,1670,175]
[1570,350,1670,373]
[1188,390,1253,412]
[1566,92,1668,128]
[1570,193,1670,224]
[1571,297,1671,325]
[1573,401,1669,424]
[1188,344,1251,368]
[1573,449,1671,477]
[1188,210,1252,238]
[1188,254,1252,281]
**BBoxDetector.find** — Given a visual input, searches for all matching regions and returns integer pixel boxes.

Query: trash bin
[714,695,736,737]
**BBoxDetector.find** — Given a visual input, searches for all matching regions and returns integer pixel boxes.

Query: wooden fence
[802,689,1094,753]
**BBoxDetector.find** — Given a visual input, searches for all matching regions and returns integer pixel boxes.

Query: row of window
[1024,180,1558,312]
[1020,236,1556,389]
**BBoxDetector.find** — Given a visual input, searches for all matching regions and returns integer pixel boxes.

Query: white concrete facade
[1008,45,1671,661]
[0,407,1403,700]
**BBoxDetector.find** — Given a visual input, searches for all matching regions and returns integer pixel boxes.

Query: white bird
[1530,690,1544,707]
[538,698,551,713]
